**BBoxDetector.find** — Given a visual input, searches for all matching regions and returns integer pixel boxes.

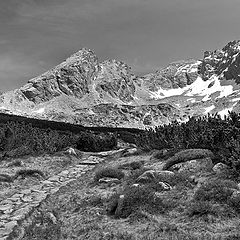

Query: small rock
[212,163,229,174]
[231,190,240,199]
[21,195,33,202]
[122,148,138,157]
[98,177,121,184]
[66,147,77,156]
[0,204,13,212]
[7,160,23,168]
[158,182,172,191]
[137,170,156,183]
[132,184,140,187]
[136,170,175,183]
[3,220,18,231]
[46,212,57,224]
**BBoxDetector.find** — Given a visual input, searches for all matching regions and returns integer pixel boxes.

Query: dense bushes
[108,185,166,218]
[76,132,117,152]
[136,112,240,170]
[0,120,118,157]
[193,179,237,203]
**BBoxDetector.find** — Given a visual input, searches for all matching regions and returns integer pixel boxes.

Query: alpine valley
[1,40,240,128]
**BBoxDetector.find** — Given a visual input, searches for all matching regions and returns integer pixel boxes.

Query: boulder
[122,148,139,157]
[136,170,175,183]
[66,147,77,156]
[171,157,213,175]
[158,182,172,191]
[136,170,156,183]
[98,177,121,185]
[162,149,215,171]
[119,160,145,170]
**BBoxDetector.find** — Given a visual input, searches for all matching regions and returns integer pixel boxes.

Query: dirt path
[0,149,125,240]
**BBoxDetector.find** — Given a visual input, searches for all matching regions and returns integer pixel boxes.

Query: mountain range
[1,40,240,128]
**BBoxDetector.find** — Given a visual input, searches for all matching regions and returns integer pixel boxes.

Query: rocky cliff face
[142,59,200,91]
[199,40,240,82]
[95,60,137,103]
[20,49,99,103]
[2,40,240,128]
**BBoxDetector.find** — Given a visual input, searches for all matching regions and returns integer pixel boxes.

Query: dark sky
[0,0,240,91]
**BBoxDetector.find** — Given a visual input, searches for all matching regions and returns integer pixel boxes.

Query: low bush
[14,169,45,180]
[94,167,125,182]
[118,160,144,170]
[193,179,237,203]
[112,185,166,218]
[186,201,216,217]
[0,120,119,158]
[118,131,137,144]
[0,174,13,182]
[76,132,117,152]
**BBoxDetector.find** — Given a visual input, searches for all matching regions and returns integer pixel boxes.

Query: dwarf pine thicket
[136,111,240,171]
[2,111,240,172]
[0,120,118,157]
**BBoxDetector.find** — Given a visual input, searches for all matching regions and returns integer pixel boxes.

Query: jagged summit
[199,40,240,82]
[1,40,240,128]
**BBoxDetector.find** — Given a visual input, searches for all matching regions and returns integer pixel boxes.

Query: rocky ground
[1,145,240,239]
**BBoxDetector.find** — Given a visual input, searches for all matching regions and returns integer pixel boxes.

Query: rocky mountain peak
[142,59,200,92]
[199,40,240,82]
[19,48,99,103]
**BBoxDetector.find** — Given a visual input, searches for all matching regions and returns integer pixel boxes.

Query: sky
[0,0,240,91]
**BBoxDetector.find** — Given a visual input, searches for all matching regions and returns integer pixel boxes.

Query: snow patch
[185,76,233,100]
[205,105,215,114]
[34,107,45,114]
[187,98,196,103]
[218,107,233,119]
[150,87,185,99]
[88,109,95,115]
[231,97,240,102]
[150,75,234,101]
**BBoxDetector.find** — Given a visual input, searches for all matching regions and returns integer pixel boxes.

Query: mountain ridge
[1,40,240,128]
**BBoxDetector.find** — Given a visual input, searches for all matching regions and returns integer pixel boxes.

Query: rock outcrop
[142,59,200,91]
[199,40,240,82]
[20,49,99,103]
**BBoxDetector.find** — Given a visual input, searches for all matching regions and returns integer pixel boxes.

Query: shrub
[94,167,125,182]
[113,185,165,218]
[124,168,151,186]
[118,131,137,144]
[14,169,45,180]
[7,160,23,167]
[186,201,216,217]
[193,179,236,203]
[228,192,240,213]
[162,149,214,170]
[76,132,117,152]
[118,160,144,170]
[135,111,240,172]
[0,174,13,182]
